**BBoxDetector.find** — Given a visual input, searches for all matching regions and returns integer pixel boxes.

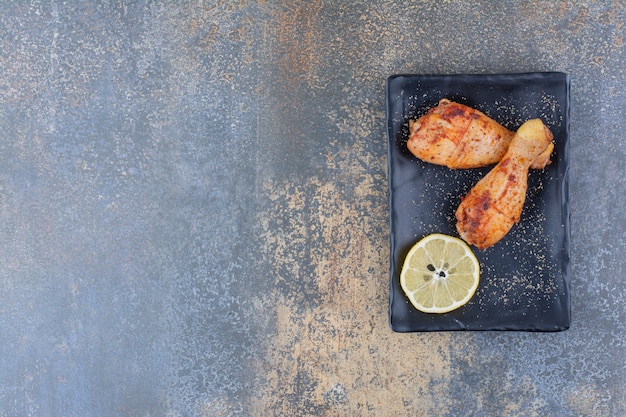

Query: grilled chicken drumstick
[455,119,554,249]
[408,99,553,169]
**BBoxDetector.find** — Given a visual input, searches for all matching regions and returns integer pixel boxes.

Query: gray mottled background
[0,1,624,416]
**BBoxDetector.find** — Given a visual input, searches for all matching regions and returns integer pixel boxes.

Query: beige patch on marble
[272,0,324,91]
[565,382,617,416]
[249,143,454,415]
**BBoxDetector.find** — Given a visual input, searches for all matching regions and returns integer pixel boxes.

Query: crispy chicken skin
[455,119,554,249]
[408,99,553,169]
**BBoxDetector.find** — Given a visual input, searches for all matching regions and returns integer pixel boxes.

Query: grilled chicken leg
[408,99,553,169]
[455,119,554,249]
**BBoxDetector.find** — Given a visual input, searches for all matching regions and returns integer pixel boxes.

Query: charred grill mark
[475,190,491,216]
[508,173,517,185]
[441,104,473,123]
[457,190,491,236]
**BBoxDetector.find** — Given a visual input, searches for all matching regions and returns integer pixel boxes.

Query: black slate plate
[386,73,570,332]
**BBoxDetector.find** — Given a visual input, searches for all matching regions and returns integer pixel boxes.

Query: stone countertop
[0,1,624,416]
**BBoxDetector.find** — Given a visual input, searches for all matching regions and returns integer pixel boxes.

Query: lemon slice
[400,233,480,313]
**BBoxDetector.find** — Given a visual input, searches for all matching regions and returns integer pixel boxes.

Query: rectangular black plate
[386,73,570,332]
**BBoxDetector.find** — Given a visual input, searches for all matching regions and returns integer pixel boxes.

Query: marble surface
[0,1,624,416]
